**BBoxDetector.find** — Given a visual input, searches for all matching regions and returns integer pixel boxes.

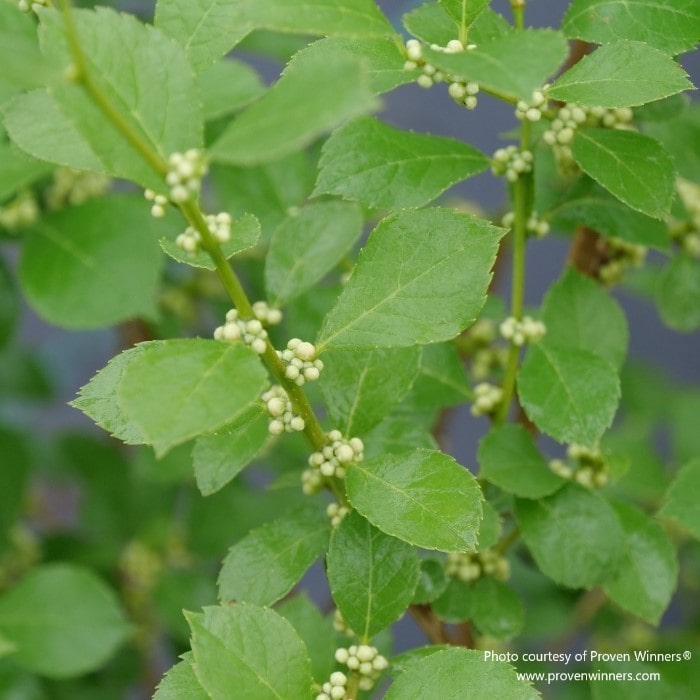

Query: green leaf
[403,3,457,46]
[265,201,363,305]
[153,655,208,700]
[0,429,30,543]
[469,8,512,43]
[3,90,104,172]
[19,196,164,328]
[317,208,503,350]
[160,213,261,270]
[439,0,492,32]
[327,511,419,639]
[469,577,524,640]
[71,344,152,445]
[198,59,265,121]
[644,103,700,181]
[426,30,568,101]
[478,424,565,499]
[541,267,629,369]
[314,116,489,209]
[390,645,452,677]
[547,41,692,108]
[41,8,203,191]
[477,500,502,550]
[211,43,379,165]
[0,2,57,90]
[362,411,437,459]
[218,505,329,607]
[119,339,267,456]
[187,604,312,700]
[551,193,671,250]
[517,344,620,446]
[346,448,483,552]
[571,129,675,219]
[659,459,700,540]
[276,595,336,684]
[412,558,449,604]
[0,564,130,679]
[156,0,394,74]
[385,647,539,700]
[320,346,421,436]
[0,257,18,349]
[192,407,269,496]
[515,483,625,589]
[432,578,472,622]
[0,141,51,202]
[603,502,677,624]
[657,253,700,332]
[563,0,700,55]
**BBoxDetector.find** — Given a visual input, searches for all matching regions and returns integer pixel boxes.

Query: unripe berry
[356,645,374,662]
[335,648,350,664]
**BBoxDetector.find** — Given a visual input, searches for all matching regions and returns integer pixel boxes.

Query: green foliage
[1,0,698,696]
[0,565,130,678]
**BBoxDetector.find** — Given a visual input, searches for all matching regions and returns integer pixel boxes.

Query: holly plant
[1,0,699,698]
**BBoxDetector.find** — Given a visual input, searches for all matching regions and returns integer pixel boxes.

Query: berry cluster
[302,431,364,494]
[550,444,608,489]
[515,89,547,123]
[327,502,350,528]
[445,549,510,583]
[333,609,356,638]
[213,308,268,354]
[175,212,232,254]
[144,189,169,218]
[252,301,283,326]
[674,179,700,258]
[18,0,46,13]
[277,338,324,386]
[501,210,550,238]
[315,671,348,700]
[470,382,504,417]
[46,168,110,209]
[261,385,305,435]
[492,146,534,182]
[403,39,479,110]
[334,645,388,691]
[166,150,207,203]
[0,191,38,231]
[597,237,647,285]
[463,319,509,381]
[499,315,546,347]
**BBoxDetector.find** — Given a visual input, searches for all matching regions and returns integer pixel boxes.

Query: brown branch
[408,604,452,645]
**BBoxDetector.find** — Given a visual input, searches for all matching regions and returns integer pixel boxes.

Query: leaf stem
[346,674,361,700]
[510,0,526,30]
[57,0,328,452]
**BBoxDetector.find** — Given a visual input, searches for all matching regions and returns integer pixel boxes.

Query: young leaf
[657,254,700,332]
[3,90,104,172]
[659,458,700,540]
[316,208,503,350]
[19,196,165,328]
[518,344,620,446]
[478,424,565,499]
[384,647,539,699]
[319,346,422,436]
[192,407,269,496]
[469,577,524,640]
[541,267,629,369]
[515,484,625,589]
[118,339,267,456]
[41,8,203,191]
[160,213,261,270]
[327,511,419,639]
[156,0,394,74]
[551,194,671,251]
[314,116,489,209]
[403,3,457,46]
[211,44,379,166]
[71,343,153,445]
[265,201,363,305]
[425,30,568,101]
[153,655,208,700]
[439,0,492,32]
[346,448,483,552]
[563,0,700,56]
[603,502,677,624]
[218,505,329,607]
[547,41,693,108]
[0,564,130,679]
[187,604,313,700]
[571,129,675,219]
[197,59,266,121]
